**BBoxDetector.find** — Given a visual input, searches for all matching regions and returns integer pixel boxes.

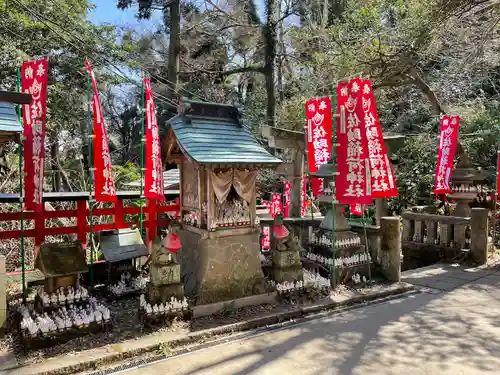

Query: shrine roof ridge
[167,115,282,166]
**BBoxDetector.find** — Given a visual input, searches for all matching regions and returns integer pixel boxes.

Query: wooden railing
[0,191,180,273]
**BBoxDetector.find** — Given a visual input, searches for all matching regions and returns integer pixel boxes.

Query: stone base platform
[179,228,266,305]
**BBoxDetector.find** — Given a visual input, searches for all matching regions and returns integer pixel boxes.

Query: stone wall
[179,229,265,305]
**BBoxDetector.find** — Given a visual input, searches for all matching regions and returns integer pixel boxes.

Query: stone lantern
[311,158,362,248]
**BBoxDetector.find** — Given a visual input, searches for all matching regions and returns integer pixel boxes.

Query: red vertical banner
[433,116,460,195]
[262,200,272,214]
[283,181,291,218]
[143,78,165,201]
[85,60,117,202]
[335,78,373,205]
[305,97,332,173]
[311,177,324,198]
[261,226,270,250]
[21,58,49,212]
[271,193,282,218]
[361,80,398,198]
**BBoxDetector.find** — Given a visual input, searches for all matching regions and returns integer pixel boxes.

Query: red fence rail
[0,191,180,256]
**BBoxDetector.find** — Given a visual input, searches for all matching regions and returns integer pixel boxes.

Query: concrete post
[0,255,5,337]
[375,198,389,226]
[470,208,489,265]
[380,217,401,282]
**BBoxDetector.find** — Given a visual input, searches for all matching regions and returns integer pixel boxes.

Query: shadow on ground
[155,266,500,375]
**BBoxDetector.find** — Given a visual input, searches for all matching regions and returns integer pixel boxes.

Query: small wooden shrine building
[164,99,282,304]
[0,91,31,143]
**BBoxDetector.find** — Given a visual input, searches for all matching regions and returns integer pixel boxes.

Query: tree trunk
[264,0,278,129]
[277,0,285,104]
[50,131,61,192]
[410,68,471,167]
[167,0,181,105]
[321,0,329,28]
[410,68,444,114]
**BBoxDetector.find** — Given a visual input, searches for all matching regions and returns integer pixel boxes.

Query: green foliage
[113,162,141,189]
[391,136,437,212]
[2,0,500,213]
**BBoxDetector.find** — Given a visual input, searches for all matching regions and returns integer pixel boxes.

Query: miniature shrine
[98,228,149,297]
[22,241,112,349]
[164,98,282,304]
[35,241,88,294]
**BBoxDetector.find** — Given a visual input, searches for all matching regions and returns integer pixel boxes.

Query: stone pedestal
[380,217,401,282]
[0,255,5,338]
[150,263,181,286]
[147,283,184,303]
[179,229,265,305]
[271,236,303,283]
[147,238,184,305]
[319,201,350,232]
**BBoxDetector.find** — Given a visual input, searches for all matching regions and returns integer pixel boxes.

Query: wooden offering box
[35,241,88,293]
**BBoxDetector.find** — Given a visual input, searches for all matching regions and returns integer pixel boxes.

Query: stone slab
[402,275,448,287]
[444,271,486,281]
[430,280,466,291]
[147,283,184,305]
[192,292,278,318]
[150,263,181,286]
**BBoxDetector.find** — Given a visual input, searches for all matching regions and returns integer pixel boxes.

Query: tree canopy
[1,0,500,211]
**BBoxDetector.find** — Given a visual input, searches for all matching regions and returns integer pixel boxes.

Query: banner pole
[86,73,95,289]
[494,132,500,251]
[139,74,146,267]
[303,125,314,221]
[16,67,26,303]
[330,97,338,290]
[361,207,371,281]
